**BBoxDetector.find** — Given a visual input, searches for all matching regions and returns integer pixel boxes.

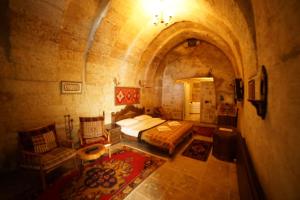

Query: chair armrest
[20,150,43,166]
[21,150,42,157]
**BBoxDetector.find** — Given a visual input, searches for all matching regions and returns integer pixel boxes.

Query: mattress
[121,117,166,137]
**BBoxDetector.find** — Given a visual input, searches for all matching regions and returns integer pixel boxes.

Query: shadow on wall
[0,0,10,60]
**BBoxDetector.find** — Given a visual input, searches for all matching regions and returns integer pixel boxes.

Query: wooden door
[200,81,217,123]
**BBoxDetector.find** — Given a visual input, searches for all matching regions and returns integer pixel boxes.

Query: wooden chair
[78,112,111,158]
[18,123,78,190]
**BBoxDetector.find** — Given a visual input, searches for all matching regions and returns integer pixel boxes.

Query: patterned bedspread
[140,121,193,154]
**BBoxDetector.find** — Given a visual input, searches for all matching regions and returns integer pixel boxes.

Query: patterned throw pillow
[31,131,57,153]
[82,121,103,139]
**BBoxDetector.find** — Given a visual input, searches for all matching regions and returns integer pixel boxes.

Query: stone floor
[0,134,239,200]
[120,134,240,200]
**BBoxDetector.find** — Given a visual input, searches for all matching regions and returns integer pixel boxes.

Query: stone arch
[136,21,243,85]
[135,21,243,107]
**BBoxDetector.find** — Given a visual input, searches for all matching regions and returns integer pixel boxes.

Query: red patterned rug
[193,126,215,137]
[182,139,212,161]
[39,146,165,200]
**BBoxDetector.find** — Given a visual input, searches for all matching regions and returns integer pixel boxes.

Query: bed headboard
[111,105,145,125]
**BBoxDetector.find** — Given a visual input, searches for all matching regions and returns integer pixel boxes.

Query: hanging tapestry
[115,87,140,105]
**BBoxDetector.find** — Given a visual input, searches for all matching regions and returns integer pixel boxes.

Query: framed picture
[248,79,255,100]
[234,78,244,101]
[115,87,140,105]
[247,65,268,119]
[61,81,82,94]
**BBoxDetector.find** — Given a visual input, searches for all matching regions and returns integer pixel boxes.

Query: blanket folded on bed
[121,118,166,137]
[157,126,172,132]
[168,121,181,126]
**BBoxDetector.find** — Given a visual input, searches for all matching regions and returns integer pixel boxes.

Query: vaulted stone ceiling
[6,0,256,96]
[54,0,256,111]
[60,0,256,85]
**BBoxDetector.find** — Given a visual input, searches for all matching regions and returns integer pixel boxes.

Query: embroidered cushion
[20,147,77,170]
[31,130,57,153]
[82,121,103,138]
[19,123,58,153]
[79,116,105,145]
[41,147,76,170]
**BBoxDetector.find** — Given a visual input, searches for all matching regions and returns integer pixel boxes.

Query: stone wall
[0,0,150,170]
[161,41,235,120]
[0,0,109,169]
[239,0,300,199]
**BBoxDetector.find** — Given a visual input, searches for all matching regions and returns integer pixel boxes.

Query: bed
[111,105,193,155]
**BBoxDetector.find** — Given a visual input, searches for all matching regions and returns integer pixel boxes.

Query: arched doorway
[177,77,217,124]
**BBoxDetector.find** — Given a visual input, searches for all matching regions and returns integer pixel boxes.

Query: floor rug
[182,139,212,161]
[193,126,215,137]
[39,146,165,200]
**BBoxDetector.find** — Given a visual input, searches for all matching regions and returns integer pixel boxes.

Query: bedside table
[105,124,122,144]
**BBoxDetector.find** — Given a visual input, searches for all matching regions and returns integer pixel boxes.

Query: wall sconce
[152,0,173,26]
[113,77,120,86]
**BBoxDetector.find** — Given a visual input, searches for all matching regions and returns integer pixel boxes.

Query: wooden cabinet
[105,124,121,144]
[213,127,237,162]
[217,104,237,127]
[217,114,237,127]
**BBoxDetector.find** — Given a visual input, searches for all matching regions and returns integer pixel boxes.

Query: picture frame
[247,65,268,119]
[248,79,255,100]
[234,78,244,101]
[61,81,82,94]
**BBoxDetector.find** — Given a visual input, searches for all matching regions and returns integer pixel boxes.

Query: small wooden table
[77,144,107,162]
[105,124,122,144]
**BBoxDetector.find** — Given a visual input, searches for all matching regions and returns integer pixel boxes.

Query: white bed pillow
[116,118,138,127]
[134,115,152,121]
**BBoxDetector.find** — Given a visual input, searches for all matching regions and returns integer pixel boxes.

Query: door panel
[200,81,217,123]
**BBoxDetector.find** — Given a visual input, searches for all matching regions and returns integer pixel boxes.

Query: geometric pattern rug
[39,146,165,200]
[182,139,212,161]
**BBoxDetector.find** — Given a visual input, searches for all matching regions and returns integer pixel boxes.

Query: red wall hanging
[115,87,140,105]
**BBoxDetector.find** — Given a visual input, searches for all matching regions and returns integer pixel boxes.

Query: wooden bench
[236,132,265,200]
